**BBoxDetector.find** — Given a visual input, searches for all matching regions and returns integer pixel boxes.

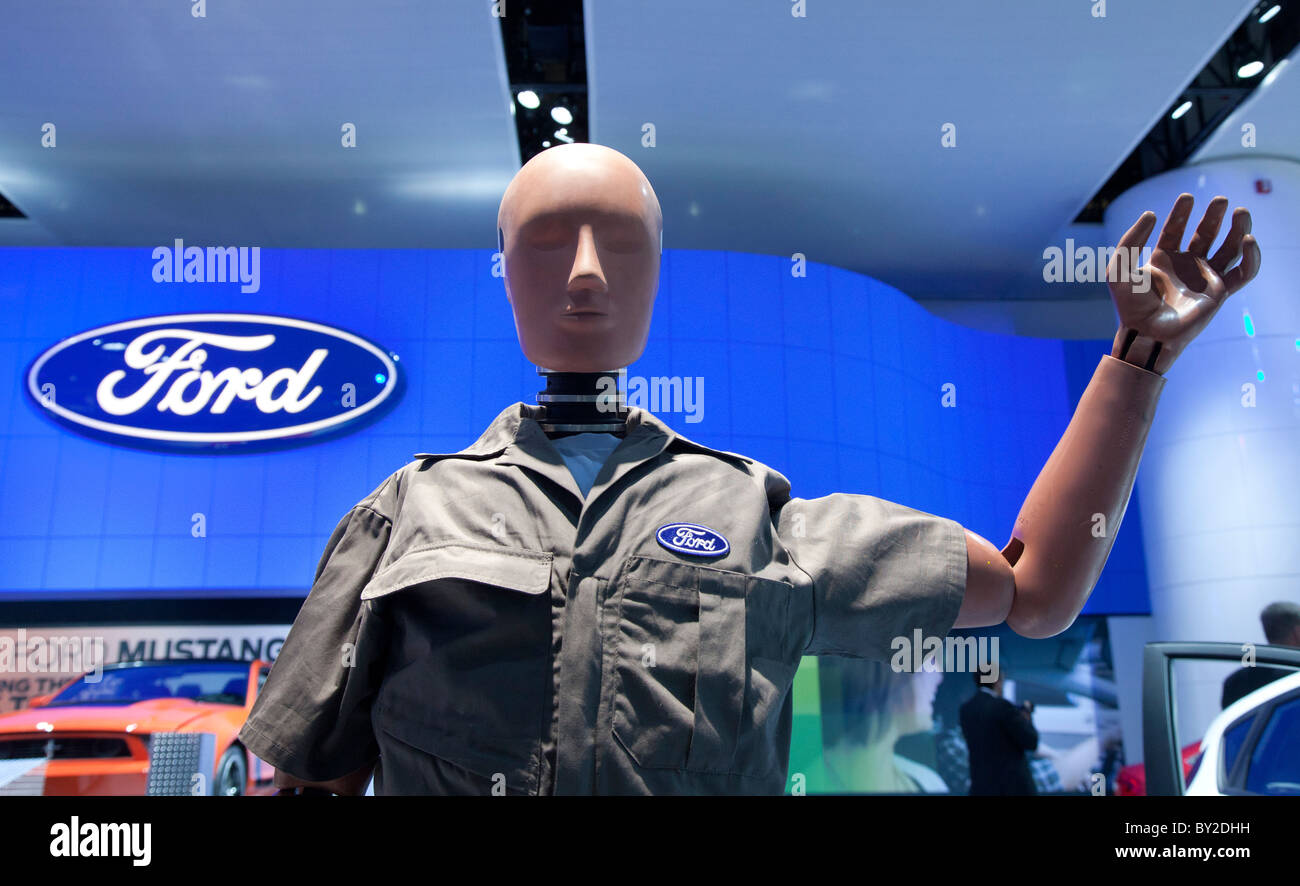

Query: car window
[48,662,250,706]
[1219,715,1254,787]
[1244,695,1300,796]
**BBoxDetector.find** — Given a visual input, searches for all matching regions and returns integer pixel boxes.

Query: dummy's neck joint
[536,368,628,437]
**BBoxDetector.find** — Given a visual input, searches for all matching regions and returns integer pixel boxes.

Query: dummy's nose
[567,224,608,294]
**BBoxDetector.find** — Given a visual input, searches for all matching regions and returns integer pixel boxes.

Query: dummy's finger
[1108,211,1156,283]
[1209,207,1252,275]
[1222,234,1261,293]
[1187,196,1229,257]
[1117,210,1156,252]
[1156,193,1195,252]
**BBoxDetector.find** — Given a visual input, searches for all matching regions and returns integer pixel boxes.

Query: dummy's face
[499,147,661,372]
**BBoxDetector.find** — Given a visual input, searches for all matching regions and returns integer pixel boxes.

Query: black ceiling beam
[0,192,24,219]
[497,2,589,164]
[1076,1,1300,223]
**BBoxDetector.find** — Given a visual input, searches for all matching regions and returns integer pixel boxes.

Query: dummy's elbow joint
[1005,597,1074,639]
[1000,536,1025,567]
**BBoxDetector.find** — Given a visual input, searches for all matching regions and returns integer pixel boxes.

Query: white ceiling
[0,0,1281,309]
[588,0,1261,300]
[0,1,520,248]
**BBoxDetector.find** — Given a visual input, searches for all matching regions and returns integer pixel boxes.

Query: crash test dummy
[241,143,1261,795]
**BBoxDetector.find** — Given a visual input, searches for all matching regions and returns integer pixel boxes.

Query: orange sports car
[0,658,279,795]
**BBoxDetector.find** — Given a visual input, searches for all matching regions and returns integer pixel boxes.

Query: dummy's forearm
[1001,354,1165,638]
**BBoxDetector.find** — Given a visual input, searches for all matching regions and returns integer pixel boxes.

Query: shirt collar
[413,401,747,464]
[412,402,756,505]
[413,402,671,458]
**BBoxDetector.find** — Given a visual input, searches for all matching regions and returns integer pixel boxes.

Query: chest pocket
[362,542,553,795]
[610,555,798,778]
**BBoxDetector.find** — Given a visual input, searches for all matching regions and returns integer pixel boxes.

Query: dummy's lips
[562,310,607,317]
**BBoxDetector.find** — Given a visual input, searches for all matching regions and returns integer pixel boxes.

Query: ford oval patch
[25,313,402,452]
[656,522,729,558]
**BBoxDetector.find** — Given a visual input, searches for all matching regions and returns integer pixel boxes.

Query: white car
[1184,669,1300,796]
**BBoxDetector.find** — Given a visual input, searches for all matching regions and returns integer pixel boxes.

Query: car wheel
[216,746,247,797]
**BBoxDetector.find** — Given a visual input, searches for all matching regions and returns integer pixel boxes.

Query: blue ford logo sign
[26,313,402,452]
[655,522,729,558]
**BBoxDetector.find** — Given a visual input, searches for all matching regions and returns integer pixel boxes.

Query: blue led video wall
[0,247,1150,613]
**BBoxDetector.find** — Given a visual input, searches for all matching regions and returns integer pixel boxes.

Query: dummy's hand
[1108,193,1261,375]
[272,762,373,796]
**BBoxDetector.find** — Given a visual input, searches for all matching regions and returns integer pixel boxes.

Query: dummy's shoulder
[345,465,408,523]
[666,429,759,468]
[666,430,793,502]
[356,452,483,525]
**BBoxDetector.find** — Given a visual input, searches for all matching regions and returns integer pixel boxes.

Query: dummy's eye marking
[656,522,729,557]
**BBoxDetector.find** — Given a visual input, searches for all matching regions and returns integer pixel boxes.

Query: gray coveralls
[237,402,967,794]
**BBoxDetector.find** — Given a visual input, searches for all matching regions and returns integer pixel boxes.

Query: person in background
[933,673,975,793]
[960,668,1038,795]
[820,656,948,792]
[1221,601,1300,708]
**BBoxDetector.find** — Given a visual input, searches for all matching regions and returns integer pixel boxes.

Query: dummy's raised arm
[956,194,1261,638]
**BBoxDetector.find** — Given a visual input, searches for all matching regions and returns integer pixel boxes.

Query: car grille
[0,737,133,759]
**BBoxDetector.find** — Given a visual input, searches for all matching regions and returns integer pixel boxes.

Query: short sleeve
[237,500,392,783]
[775,493,967,660]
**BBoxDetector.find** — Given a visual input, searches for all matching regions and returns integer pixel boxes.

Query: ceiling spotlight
[1171,100,1193,119]
[1237,60,1265,78]
[550,106,573,125]
[516,90,540,109]
[1259,4,1281,24]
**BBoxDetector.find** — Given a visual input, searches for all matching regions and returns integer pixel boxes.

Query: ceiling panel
[587,0,1257,298]
[1,0,1285,309]
[0,1,519,247]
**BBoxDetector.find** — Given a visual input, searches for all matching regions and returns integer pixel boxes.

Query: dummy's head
[497,143,663,372]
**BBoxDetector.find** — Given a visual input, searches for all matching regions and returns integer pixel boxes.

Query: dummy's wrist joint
[1116,327,1164,374]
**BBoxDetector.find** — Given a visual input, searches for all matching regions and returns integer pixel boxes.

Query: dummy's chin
[531,354,634,372]
[523,341,643,372]
[518,324,648,372]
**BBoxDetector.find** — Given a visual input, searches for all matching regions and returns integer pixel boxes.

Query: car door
[1142,641,1300,796]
